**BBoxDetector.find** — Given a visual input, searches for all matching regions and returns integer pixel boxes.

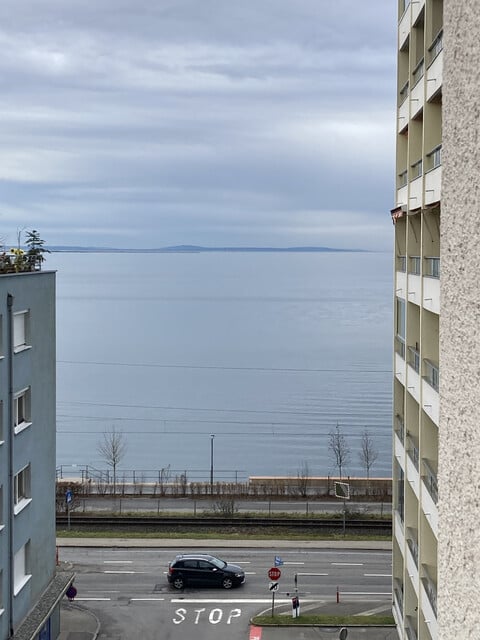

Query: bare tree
[358,428,379,496]
[328,423,351,478]
[97,428,127,496]
[297,460,310,498]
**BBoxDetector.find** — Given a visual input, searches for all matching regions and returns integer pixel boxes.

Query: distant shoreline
[49,245,372,254]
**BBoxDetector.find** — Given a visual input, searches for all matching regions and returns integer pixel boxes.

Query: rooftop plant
[0,229,49,274]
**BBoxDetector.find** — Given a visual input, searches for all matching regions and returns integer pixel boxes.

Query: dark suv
[167,553,245,590]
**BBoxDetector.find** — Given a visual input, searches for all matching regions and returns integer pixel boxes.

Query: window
[13,310,30,352]
[13,542,31,596]
[14,388,31,433]
[14,465,31,513]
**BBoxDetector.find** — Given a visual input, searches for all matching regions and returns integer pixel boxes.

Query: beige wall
[439,2,480,638]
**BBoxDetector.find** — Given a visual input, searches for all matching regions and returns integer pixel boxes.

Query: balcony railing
[424,256,440,278]
[400,0,411,15]
[410,159,423,180]
[412,58,425,86]
[407,534,419,567]
[409,256,421,275]
[422,459,438,504]
[426,145,442,171]
[395,414,405,444]
[406,624,418,640]
[421,566,438,616]
[408,345,420,372]
[407,436,419,471]
[429,30,443,62]
[395,335,406,359]
[398,170,408,188]
[393,579,404,615]
[399,80,409,104]
[397,254,407,272]
[423,358,439,391]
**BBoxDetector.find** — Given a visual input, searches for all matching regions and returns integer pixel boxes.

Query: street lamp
[210,434,215,495]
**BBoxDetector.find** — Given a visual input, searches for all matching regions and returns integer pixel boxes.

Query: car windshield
[210,556,227,569]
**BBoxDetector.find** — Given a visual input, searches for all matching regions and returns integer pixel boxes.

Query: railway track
[56,514,391,532]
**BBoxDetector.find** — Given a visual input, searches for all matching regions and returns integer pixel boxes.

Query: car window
[198,560,215,570]
[183,560,198,569]
[210,557,227,569]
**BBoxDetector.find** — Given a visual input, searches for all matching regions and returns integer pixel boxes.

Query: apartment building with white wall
[0,269,72,640]
[392,1,442,638]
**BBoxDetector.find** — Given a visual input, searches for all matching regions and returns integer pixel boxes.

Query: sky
[0,1,397,250]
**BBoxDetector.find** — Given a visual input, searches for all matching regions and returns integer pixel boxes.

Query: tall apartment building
[391,1,443,639]
[0,270,72,640]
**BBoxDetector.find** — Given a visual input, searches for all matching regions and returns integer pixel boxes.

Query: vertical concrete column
[440,2,480,638]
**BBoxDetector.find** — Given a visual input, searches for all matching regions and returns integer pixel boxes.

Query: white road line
[234,561,251,564]
[76,598,111,601]
[296,572,328,576]
[130,598,166,602]
[171,598,296,604]
[282,562,305,565]
[245,572,256,575]
[341,592,392,596]
[364,573,392,577]
[332,563,364,566]
[103,570,146,574]
[103,560,133,564]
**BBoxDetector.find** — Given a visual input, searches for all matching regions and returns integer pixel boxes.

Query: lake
[51,250,393,482]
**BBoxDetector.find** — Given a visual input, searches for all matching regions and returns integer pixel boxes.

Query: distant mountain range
[48,244,369,254]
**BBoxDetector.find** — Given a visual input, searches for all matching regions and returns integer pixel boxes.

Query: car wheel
[222,577,234,589]
[172,576,185,590]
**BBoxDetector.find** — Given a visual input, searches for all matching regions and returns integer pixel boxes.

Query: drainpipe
[7,293,14,638]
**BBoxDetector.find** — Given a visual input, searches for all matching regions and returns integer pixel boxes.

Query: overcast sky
[0,1,397,250]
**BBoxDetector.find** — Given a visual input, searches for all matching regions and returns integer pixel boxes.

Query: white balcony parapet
[421,568,438,639]
[399,4,411,51]
[425,165,442,206]
[423,272,440,315]
[422,378,439,426]
[406,361,421,404]
[409,174,423,209]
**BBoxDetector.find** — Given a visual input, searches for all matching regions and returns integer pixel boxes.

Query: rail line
[56,514,391,532]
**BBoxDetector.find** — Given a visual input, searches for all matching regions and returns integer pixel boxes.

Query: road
[60,545,393,640]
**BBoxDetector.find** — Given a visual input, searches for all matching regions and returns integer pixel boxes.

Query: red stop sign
[268,567,281,580]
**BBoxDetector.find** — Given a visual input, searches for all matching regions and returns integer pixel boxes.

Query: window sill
[13,344,32,354]
[14,498,32,516]
[14,574,32,597]
[14,421,32,436]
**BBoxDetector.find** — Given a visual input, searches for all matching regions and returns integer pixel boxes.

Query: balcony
[399,4,411,50]
[409,256,421,275]
[397,254,407,273]
[421,460,439,536]
[394,508,406,548]
[424,257,440,278]
[423,263,440,314]
[411,60,425,118]
[397,183,408,207]
[424,148,442,205]
[421,567,438,638]
[422,377,439,426]
[409,168,423,209]
[423,359,439,392]
[407,435,419,471]
[406,534,420,595]
[408,346,420,373]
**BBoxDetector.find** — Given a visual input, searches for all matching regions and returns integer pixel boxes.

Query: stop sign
[268,567,281,580]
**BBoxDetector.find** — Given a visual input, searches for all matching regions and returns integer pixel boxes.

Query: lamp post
[210,434,215,495]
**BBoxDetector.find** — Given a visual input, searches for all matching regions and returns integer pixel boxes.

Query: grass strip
[252,614,395,626]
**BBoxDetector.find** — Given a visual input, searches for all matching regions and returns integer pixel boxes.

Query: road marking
[364,573,392,577]
[103,560,133,564]
[296,572,328,576]
[171,598,295,604]
[332,562,364,566]
[103,570,146,574]
[245,572,256,575]
[76,598,111,601]
[130,598,166,601]
[282,562,305,565]
[341,592,392,596]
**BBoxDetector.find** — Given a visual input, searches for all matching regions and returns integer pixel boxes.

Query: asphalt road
[60,545,393,640]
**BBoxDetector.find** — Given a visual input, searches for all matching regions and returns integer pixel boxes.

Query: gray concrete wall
[0,271,56,638]
[439,3,480,638]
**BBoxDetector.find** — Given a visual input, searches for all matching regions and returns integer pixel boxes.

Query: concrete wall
[439,3,480,638]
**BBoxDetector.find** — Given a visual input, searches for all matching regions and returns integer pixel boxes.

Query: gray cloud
[0,1,396,249]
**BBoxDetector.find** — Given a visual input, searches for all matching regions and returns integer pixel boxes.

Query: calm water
[51,251,393,481]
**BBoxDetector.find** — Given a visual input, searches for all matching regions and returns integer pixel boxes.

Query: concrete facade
[0,271,70,640]
[392,1,442,638]
[438,3,480,638]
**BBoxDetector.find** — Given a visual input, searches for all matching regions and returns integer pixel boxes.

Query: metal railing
[398,170,408,188]
[408,345,420,373]
[429,30,443,62]
[424,256,440,278]
[395,414,405,444]
[423,358,439,391]
[421,566,438,616]
[411,159,423,180]
[397,254,407,272]
[407,534,419,567]
[395,335,406,359]
[409,255,421,275]
[399,80,409,104]
[422,459,438,504]
[407,435,419,471]
[412,58,425,86]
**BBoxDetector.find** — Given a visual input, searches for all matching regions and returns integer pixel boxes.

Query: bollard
[336,586,340,603]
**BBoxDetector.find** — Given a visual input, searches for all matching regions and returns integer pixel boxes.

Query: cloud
[0,0,397,249]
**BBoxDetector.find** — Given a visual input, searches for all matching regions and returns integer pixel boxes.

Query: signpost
[334,481,350,536]
[268,567,281,616]
[65,489,73,531]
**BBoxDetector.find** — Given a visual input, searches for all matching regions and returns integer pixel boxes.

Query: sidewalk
[59,602,100,640]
